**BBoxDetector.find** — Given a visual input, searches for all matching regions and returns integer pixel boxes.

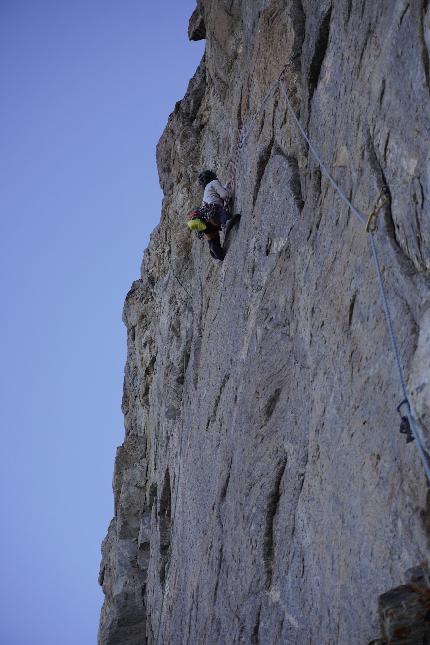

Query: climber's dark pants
[217,207,231,228]
[203,214,227,261]
[201,203,231,229]
[208,233,225,261]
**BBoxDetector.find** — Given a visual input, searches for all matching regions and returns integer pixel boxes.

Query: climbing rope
[227,81,279,190]
[278,80,366,226]
[240,80,279,147]
[156,68,429,640]
[368,233,430,480]
[226,124,244,193]
[277,77,430,482]
[221,70,430,483]
[172,267,192,299]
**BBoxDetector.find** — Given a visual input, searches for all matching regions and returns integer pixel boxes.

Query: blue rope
[154,71,429,645]
[241,81,279,146]
[368,233,430,481]
[228,82,278,186]
[279,82,366,226]
[279,79,430,482]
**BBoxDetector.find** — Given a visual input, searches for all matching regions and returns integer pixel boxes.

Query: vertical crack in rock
[379,78,386,106]
[289,0,306,66]
[420,490,430,548]
[308,6,332,101]
[286,155,304,212]
[412,176,425,262]
[142,356,156,409]
[263,388,282,424]
[149,482,157,509]
[366,132,400,249]
[345,0,353,24]
[263,456,287,589]
[421,0,430,90]
[253,138,274,207]
[348,293,357,327]
[213,544,224,603]
[159,469,172,586]
[220,458,232,502]
[399,2,410,27]
[210,374,230,425]
[251,606,261,645]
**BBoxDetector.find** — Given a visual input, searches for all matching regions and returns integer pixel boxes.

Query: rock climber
[199,170,231,225]
[187,170,232,261]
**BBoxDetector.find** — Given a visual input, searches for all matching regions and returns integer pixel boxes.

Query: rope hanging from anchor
[277,71,430,481]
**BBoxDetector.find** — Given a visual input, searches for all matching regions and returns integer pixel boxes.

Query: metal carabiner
[397,399,415,443]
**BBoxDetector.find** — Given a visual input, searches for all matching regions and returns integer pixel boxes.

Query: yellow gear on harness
[187,218,207,232]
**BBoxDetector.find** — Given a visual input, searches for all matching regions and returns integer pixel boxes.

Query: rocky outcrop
[188,4,206,42]
[98,1,430,643]
[370,565,430,644]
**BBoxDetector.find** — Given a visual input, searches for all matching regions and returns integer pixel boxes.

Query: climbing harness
[199,202,222,221]
[277,77,430,482]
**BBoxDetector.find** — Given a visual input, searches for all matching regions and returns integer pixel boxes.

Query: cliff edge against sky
[98,1,430,643]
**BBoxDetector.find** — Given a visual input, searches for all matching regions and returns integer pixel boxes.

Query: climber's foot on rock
[224,214,241,239]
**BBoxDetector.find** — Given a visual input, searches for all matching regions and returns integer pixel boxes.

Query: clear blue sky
[0,2,203,643]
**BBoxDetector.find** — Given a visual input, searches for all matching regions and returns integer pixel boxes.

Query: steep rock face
[98,2,430,643]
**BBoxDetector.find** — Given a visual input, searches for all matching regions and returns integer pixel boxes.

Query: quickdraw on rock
[365,187,389,232]
[397,400,415,444]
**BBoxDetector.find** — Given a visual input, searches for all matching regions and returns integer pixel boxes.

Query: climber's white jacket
[202,179,229,206]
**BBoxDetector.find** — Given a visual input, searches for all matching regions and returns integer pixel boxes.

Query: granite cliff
[98,1,430,643]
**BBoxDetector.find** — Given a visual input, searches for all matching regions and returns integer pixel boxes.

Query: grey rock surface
[98,1,430,643]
